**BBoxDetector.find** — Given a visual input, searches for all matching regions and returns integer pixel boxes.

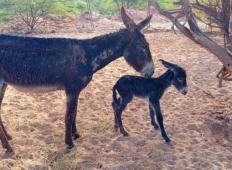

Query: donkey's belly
[10,84,64,93]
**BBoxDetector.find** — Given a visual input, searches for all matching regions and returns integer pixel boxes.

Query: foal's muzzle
[141,62,154,78]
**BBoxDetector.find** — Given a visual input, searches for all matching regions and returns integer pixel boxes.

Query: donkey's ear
[160,59,176,70]
[121,6,137,32]
[137,15,153,30]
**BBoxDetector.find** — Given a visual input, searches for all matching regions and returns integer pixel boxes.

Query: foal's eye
[143,45,148,48]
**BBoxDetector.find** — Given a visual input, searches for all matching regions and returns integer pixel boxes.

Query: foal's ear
[121,6,137,32]
[160,59,176,71]
[137,15,153,30]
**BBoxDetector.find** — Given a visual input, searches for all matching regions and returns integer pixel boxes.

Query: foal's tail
[112,85,119,104]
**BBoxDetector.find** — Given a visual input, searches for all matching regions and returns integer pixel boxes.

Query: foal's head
[121,7,154,78]
[160,59,188,95]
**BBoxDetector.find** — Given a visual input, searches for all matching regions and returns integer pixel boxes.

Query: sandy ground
[0,14,232,170]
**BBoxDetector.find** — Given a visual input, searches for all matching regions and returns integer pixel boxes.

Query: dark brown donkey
[0,7,154,154]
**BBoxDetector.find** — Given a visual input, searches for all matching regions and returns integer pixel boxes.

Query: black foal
[112,60,188,143]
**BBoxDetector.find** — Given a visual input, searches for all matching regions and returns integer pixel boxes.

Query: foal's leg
[112,96,120,129]
[115,96,132,136]
[65,89,79,149]
[149,105,159,129]
[150,101,170,143]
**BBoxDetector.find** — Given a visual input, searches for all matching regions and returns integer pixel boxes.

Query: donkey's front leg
[65,89,79,149]
[0,125,13,153]
[72,102,80,140]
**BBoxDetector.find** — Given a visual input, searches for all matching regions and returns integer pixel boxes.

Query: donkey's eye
[177,78,183,82]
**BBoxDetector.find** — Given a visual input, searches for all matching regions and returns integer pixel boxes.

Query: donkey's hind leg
[0,82,11,140]
[72,104,80,140]
[0,80,13,153]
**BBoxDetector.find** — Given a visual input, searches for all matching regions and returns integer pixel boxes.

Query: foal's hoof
[72,133,80,140]
[122,131,129,137]
[165,138,171,143]
[153,125,159,130]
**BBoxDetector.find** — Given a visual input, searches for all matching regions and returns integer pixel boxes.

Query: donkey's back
[0,34,78,61]
[0,35,84,87]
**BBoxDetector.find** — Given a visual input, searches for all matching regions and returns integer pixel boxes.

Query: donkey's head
[121,7,154,78]
[160,59,188,95]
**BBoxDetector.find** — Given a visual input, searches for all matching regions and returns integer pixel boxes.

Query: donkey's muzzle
[180,87,188,95]
[141,62,154,78]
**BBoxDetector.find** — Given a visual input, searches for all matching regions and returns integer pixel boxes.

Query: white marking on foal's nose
[141,62,154,77]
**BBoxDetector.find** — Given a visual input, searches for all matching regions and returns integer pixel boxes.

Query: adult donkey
[0,7,154,154]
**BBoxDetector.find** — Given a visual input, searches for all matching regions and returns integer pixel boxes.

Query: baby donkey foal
[112,60,188,143]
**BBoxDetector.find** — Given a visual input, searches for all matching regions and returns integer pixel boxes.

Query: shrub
[13,0,51,33]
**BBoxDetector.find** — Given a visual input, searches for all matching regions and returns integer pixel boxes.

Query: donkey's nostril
[141,62,154,78]
[180,87,188,95]
[183,91,187,95]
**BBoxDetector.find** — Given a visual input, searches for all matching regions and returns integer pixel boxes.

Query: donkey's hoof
[114,126,119,132]
[6,134,12,140]
[2,142,10,149]
[6,148,14,154]
[2,149,14,159]
[67,143,74,150]
[114,125,119,129]
[72,133,80,140]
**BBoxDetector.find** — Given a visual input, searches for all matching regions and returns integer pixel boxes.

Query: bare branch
[191,0,223,28]
[152,0,232,72]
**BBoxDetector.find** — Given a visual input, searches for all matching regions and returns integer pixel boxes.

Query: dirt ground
[1,13,232,170]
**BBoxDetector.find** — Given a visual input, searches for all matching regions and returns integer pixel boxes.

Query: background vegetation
[0,0,175,21]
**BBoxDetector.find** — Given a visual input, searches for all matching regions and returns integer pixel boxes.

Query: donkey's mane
[0,28,128,42]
